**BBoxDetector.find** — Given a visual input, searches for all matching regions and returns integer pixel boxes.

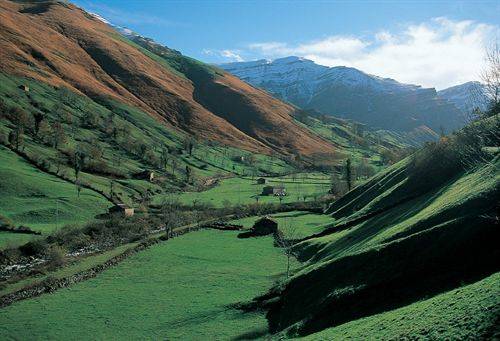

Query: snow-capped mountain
[220,57,465,132]
[438,81,489,113]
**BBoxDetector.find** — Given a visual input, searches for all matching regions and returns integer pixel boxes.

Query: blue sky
[73,1,500,89]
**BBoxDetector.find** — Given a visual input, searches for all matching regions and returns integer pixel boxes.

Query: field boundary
[0,224,205,309]
[0,202,323,308]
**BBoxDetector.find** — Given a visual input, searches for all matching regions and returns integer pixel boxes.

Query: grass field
[154,174,332,207]
[0,145,110,248]
[0,230,295,340]
[231,210,334,239]
[303,272,500,340]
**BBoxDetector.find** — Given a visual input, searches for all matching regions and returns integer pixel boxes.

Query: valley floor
[0,229,295,340]
[0,211,498,340]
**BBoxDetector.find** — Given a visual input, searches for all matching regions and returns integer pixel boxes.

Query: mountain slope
[0,0,333,156]
[438,81,489,113]
[248,116,500,337]
[220,57,465,133]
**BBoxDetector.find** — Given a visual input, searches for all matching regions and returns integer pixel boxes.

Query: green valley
[0,1,499,340]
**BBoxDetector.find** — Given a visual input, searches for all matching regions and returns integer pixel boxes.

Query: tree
[73,148,86,180]
[58,86,77,107]
[75,178,82,197]
[54,150,68,174]
[33,112,44,137]
[104,113,115,135]
[185,165,192,183]
[344,158,353,191]
[161,196,180,239]
[356,158,375,179]
[81,111,99,128]
[481,41,500,116]
[183,137,196,156]
[51,121,66,149]
[37,120,51,144]
[275,219,299,278]
[160,148,170,170]
[9,106,31,129]
[8,107,30,149]
[169,157,178,176]
[8,127,23,150]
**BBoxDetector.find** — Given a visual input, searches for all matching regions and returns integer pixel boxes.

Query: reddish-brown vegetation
[0,0,334,155]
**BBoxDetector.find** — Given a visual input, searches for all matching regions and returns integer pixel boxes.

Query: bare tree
[51,121,66,149]
[481,41,500,114]
[275,218,299,278]
[467,41,500,120]
[344,158,353,191]
[161,195,180,239]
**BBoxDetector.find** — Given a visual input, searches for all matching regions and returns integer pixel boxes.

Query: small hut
[256,177,266,184]
[262,185,286,196]
[251,216,278,236]
[108,204,134,217]
[19,84,30,92]
[135,170,154,181]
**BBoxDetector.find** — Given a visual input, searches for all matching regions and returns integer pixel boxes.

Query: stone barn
[261,185,286,196]
[19,84,29,92]
[256,177,266,184]
[108,204,134,217]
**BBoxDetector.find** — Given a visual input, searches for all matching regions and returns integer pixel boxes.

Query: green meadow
[231,210,334,239]
[154,173,332,207]
[0,145,110,248]
[0,230,296,340]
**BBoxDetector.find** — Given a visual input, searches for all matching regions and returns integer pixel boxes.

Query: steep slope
[0,0,333,156]
[438,81,489,113]
[248,116,500,337]
[304,272,499,340]
[221,57,465,133]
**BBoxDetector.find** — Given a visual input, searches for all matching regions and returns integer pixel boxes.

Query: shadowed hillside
[248,115,500,337]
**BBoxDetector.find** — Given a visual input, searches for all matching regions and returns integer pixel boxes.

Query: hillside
[245,115,500,337]
[0,0,333,156]
[220,57,465,133]
[438,81,489,113]
[0,0,401,250]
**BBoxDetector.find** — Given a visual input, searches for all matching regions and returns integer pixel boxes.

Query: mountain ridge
[220,56,465,133]
[437,81,488,113]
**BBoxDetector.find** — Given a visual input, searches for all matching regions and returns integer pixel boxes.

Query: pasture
[0,145,110,249]
[231,210,334,239]
[154,173,332,207]
[0,230,296,339]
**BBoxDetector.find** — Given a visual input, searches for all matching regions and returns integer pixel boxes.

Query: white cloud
[245,18,499,89]
[202,49,244,62]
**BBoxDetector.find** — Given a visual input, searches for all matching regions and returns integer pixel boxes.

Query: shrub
[406,138,461,190]
[20,239,49,257]
[47,245,67,268]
